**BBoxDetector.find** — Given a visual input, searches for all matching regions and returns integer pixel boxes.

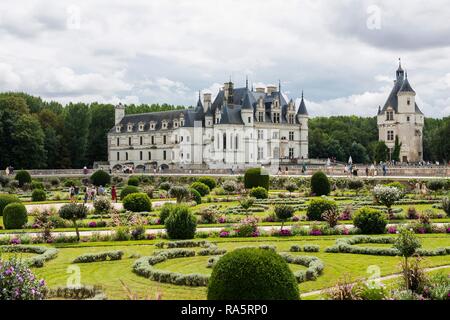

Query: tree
[274,205,295,230]
[239,197,255,215]
[392,135,402,162]
[393,229,421,290]
[169,186,190,203]
[374,141,389,163]
[372,185,403,216]
[59,203,88,241]
[86,103,115,164]
[349,142,369,164]
[64,103,91,168]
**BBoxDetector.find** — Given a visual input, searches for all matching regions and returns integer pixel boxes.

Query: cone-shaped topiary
[310,171,330,196]
[207,248,299,300]
[3,203,28,229]
[164,205,197,239]
[244,167,269,190]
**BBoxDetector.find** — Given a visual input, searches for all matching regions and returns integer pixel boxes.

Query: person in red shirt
[111,185,117,203]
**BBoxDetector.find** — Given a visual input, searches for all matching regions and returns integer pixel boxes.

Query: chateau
[108,81,309,171]
[377,61,424,162]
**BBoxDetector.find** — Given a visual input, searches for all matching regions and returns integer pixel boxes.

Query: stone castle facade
[108,80,309,171]
[377,61,424,163]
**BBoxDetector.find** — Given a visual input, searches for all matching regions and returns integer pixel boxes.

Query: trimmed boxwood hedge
[0,194,21,216]
[127,177,139,186]
[306,198,337,221]
[122,193,152,212]
[190,182,210,196]
[207,248,299,300]
[0,245,58,267]
[73,250,123,263]
[244,167,269,190]
[249,187,268,199]
[3,203,28,229]
[353,207,387,234]
[279,253,324,282]
[120,185,140,200]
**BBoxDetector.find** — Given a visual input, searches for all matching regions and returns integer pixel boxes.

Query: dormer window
[150,122,156,130]
[162,120,168,129]
[272,113,280,123]
[127,124,133,132]
[138,122,144,131]
[288,114,295,124]
[273,100,279,109]
[258,112,264,122]
[386,111,394,121]
[116,125,122,133]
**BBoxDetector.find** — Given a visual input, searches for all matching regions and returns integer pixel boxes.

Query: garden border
[0,245,58,267]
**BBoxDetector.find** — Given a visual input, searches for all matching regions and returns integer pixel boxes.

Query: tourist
[111,185,117,203]
[98,185,105,196]
[382,163,387,176]
[285,166,289,175]
[278,166,282,175]
[83,166,88,175]
[365,166,369,177]
[83,187,89,204]
[5,166,9,176]
[74,185,79,196]
[69,186,75,201]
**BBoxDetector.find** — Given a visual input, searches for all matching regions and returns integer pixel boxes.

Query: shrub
[15,170,31,188]
[0,257,47,300]
[207,248,299,300]
[93,197,112,217]
[31,189,46,202]
[90,170,111,187]
[222,180,237,195]
[120,185,140,200]
[190,182,210,196]
[322,206,340,228]
[348,179,364,194]
[159,203,175,224]
[31,180,44,190]
[189,188,202,204]
[3,203,28,229]
[169,186,190,203]
[165,205,197,240]
[373,185,403,212]
[310,171,330,196]
[127,177,139,186]
[239,197,255,214]
[306,198,337,221]
[441,197,450,217]
[274,205,295,230]
[199,208,217,224]
[59,203,88,241]
[159,181,172,191]
[197,177,217,190]
[123,193,152,212]
[426,180,445,194]
[0,194,21,216]
[353,207,387,234]
[113,226,131,241]
[249,186,268,199]
[244,167,269,190]
[73,251,124,263]
[0,175,10,187]
[235,216,259,237]
[50,178,60,187]
[394,229,421,259]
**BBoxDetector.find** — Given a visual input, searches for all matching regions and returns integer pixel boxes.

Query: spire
[278,80,281,92]
[246,76,249,90]
[195,90,203,112]
[398,57,402,69]
[297,90,308,116]
[398,72,415,94]
[396,58,405,80]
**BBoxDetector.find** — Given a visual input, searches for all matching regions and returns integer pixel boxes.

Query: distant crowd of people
[68,184,118,204]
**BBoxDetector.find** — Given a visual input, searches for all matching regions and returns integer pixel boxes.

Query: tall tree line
[0,92,448,168]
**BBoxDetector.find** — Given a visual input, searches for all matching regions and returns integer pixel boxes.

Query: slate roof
[297,92,308,116]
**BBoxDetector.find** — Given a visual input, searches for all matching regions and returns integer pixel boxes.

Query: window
[258,112,264,122]
[163,150,167,160]
[174,121,178,128]
[258,130,264,140]
[289,131,294,141]
[116,126,121,133]
[186,136,190,142]
[386,111,394,121]
[163,135,166,144]
[139,124,144,131]
[235,135,239,150]
[273,113,280,123]
[116,138,119,146]
[407,98,411,106]
[223,133,227,150]
[150,123,155,130]
[407,116,410,122]
[387,130,394,141]
[257,147,264,161]
[151,136,155,144]
[140,151,143,161]
[127,124,133,132]
[288,114,295,124]
[248,117,251,123]
[125,152,128,161]
[128,137,132,146]
[148,152,151,160]
[117,152,120,161]
[289,148,294,159]
[272,132,279,139]
[140,136,143,145]
[162,121,167,129]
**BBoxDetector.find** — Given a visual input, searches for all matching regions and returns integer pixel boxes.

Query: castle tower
[377,60,424,162]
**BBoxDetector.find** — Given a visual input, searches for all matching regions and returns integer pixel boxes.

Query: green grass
[23,234,450,300]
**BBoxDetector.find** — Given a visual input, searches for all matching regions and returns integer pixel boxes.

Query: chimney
[223,81,234,104]
[203,93,212,111]
[266,85,277,95]
[115,103,125,125]
[255,87,265,93]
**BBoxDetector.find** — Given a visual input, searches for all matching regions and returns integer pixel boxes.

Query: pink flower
[88,221,97,228]
[279,229,292,236]
[387,226,397,234]
[219,231,230,238]
[10,238,21,245]
[309,229,322,236]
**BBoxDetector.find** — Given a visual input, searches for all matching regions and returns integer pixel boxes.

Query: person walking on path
[111,185,117,203]
[5,166,9,176]
[84,187,89,204]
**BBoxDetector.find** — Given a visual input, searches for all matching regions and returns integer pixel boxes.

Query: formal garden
[0,169,449,300]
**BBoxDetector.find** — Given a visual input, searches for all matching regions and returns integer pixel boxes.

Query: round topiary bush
[169,186,190,203]
[197,177,217,190]
[159,181,172,191]
[249,186,268,199]
[127,177,140,186]
[0,194,21,216]
[90,170,111,187]
[159,203,175,224]
[165,205,197,239]
[189,188,202,205]
[310,171,330,196]
[15,170,31,188]
[31,189,47,202]
[120,185,140,200]
[3,203,28,229]
[244,167,269,190]
[353,207,387,234]
[31,180,45,190]
[207,248,299,300]
[123,193,152,212]
[306,198,337,221]
[190,182,210,196]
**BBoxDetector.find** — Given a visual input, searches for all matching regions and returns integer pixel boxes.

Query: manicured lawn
[24,234,450,300]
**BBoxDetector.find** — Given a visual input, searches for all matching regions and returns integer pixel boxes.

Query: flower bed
[0,245,58,267]
[73,250,124,263]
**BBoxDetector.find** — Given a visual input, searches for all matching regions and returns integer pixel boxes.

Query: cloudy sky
[0,0,449,118]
